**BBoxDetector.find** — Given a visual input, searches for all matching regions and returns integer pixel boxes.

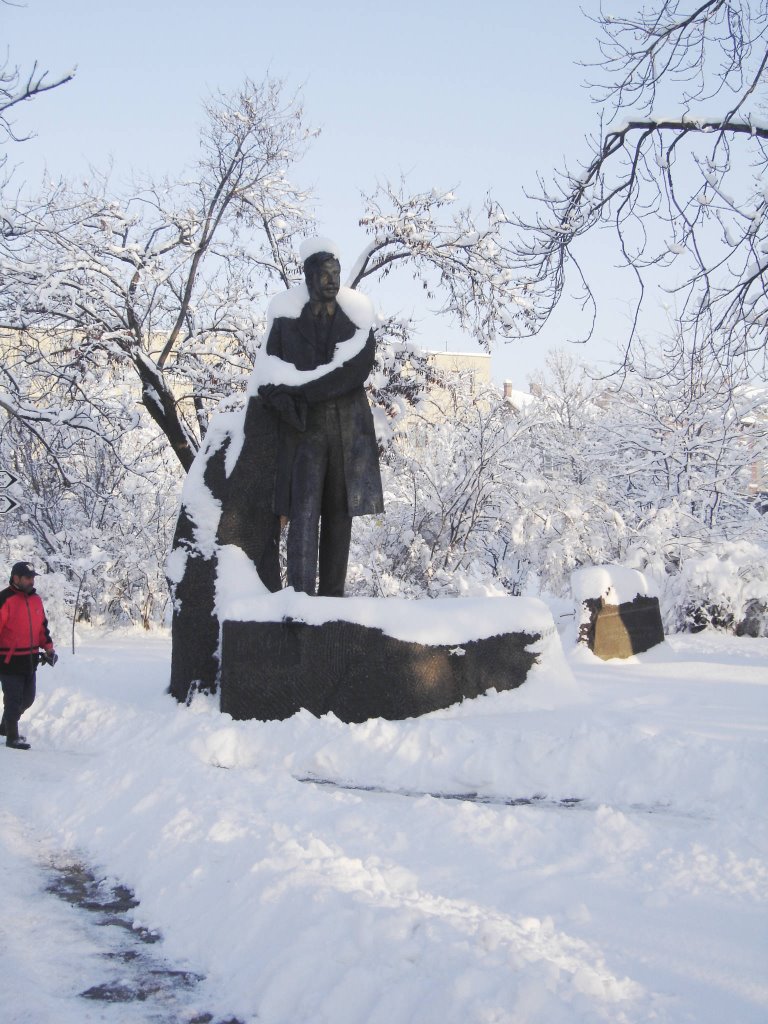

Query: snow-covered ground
[1,625,766,1024]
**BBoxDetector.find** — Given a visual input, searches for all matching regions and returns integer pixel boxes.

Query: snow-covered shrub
[604,337,768,634]
[654,540,768,634]
[351,344,768,637]
[349,373,532,598]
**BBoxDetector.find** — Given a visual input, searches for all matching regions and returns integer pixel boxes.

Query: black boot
[5,716,29,748]
[1,719,25,741]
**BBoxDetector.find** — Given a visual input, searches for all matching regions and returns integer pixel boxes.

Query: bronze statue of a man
[258,243,384,596]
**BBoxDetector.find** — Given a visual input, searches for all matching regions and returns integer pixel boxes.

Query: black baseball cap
[10,561,37,578]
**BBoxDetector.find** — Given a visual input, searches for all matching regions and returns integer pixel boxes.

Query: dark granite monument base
[580,595,665,659]
[168,546,219,703]
[220,618,540,723]
[168,396,282,703]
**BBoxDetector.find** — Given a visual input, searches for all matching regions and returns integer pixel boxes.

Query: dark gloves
[40,650,58,667]
[258,384,307,431]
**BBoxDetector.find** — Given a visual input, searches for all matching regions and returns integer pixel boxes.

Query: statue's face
[306,257,341,304]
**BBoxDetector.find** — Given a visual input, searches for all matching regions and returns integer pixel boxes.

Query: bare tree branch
[511,0,768,370]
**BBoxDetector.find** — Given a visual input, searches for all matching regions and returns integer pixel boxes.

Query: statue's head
[304,251,341,305]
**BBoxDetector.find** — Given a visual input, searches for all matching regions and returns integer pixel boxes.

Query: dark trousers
[1,671,36,742]
[287,400,353,597]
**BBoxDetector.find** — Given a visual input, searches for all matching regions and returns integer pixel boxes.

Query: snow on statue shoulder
[247,284,375,393]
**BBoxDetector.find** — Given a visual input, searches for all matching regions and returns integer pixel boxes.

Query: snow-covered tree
[0,386,181,633]
[520,352,632,594]
[610,333,766,530]
[349,372,536,598]
[603,332,768,628]
[526,342,768,630]
[512,0,768,372]
[1,78,314,470]
[350,342,768,634]
[0,78,536,473]
[353,181,535,344]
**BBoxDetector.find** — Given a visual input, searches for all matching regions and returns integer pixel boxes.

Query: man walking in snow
[0,561,57,750]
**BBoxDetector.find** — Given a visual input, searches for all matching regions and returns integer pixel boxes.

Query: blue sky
[6,0,636,384]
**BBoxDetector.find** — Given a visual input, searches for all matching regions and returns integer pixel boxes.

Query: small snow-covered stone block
[572,565,664,660]
[218,593,559,722]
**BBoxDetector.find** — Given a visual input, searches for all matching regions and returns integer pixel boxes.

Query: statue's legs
[317,508,352,597]
[287,402,351,596]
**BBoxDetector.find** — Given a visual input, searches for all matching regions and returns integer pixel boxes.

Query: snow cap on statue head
[300,236,341,273]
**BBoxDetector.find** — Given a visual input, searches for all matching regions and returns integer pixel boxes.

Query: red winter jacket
[0,584,54,675]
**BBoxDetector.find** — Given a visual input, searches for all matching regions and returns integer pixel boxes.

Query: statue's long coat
[265,302,385,518]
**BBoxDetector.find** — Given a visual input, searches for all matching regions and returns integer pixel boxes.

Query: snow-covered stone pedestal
[573,565,664,660]
[217,592,557,722]
[167,396,559,717]
[165,277,558,718]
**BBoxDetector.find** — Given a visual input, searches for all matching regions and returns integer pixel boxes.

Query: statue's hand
[258,384,307,431]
